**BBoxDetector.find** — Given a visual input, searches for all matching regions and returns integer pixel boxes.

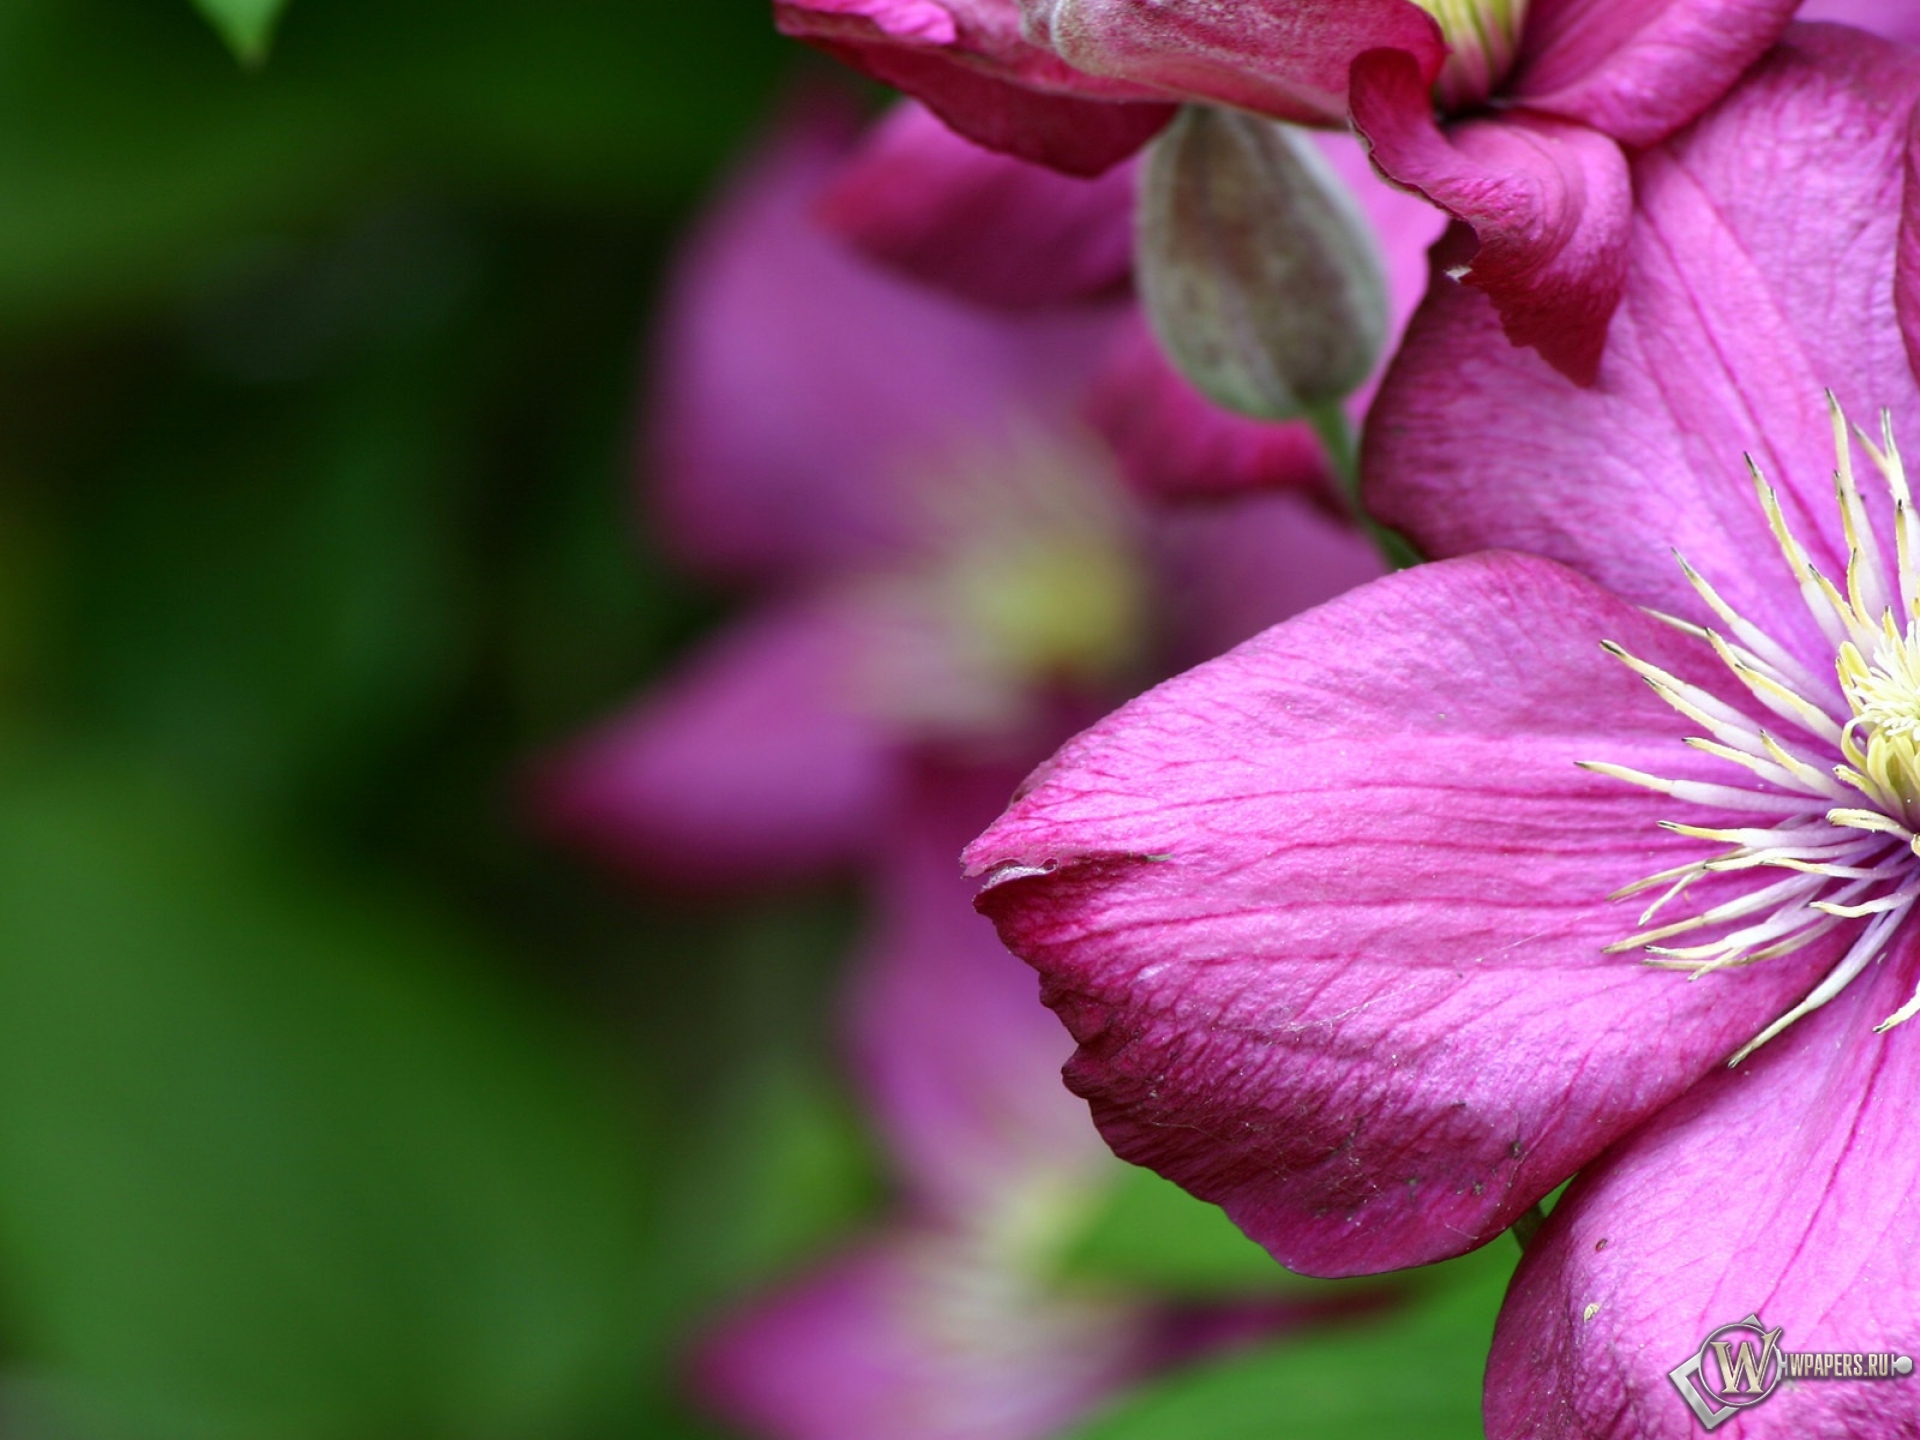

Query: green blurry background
[0,2,1512,1435]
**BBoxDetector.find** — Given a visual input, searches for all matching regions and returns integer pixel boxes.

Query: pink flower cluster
[545,1,1920,1435]
[533,87,1417,1440]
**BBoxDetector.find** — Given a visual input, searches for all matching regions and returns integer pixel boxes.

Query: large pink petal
[528,603,897,888]
[1150,488,1386,669]
[651,103,1123,582]
[1026,0,1443,125]
[1351,48,1631,384]
[1488,923,1920,1439]
[818,101,1137,307]
[1366,25,1920,676]
[1509,0,1800,147]
[964,552,1839,1277]
[694,1237,1155,1440]
[851,766,1107,1216]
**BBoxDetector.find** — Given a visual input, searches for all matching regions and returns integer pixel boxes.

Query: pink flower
[775,0,1808,382]
[965,23,1920,1435]
[696,771,1350,1440]
[530,97,1400,888]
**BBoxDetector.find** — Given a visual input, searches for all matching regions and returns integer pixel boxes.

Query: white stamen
[1594,401,1920,1062]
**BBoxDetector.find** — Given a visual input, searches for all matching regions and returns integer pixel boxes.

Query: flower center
[1591,396,1920,1063]
[850,430,1147,741]
[1412,0,1530,110]
[1840,628,1920,823]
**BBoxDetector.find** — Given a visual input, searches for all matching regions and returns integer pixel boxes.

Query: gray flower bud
[1136,105,1389,424]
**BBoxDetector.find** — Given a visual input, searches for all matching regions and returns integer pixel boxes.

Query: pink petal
[1509,0,1800,148]
[1366,24,1920,671]
[774,0,1175,174]
[1351,48,1631,385]
[1150,488,1386,669]
[851,766,1108,1216]
[818,101,1138,307]
[1487,923,1920,1438]
[695,1236,1155,1440]
[1027,0,1444,125]
[1799,0,1920,45]
[1901,85,1920,381]
[651,102,1123,582]
[774,0,1156,100]
[1316,125,1452,346]
[965,552,1840,1277]
[528,603,897,888]
[1084,311,1335,499]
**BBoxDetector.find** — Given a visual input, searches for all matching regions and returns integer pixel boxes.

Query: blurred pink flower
[529,97,1413,888]
[965,24,1920,1436]
[697,770,1363,1440]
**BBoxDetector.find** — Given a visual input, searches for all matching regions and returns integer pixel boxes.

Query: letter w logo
[1671,1316,1785,1429]
[1711,1329,1783,1394]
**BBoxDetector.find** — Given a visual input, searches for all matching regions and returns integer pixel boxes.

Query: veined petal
[1487,922,1920,1438]
[818,101,1137,308]
[1351,48,1631,385]
[527,603,897,887]
[1027,0,1445,126]
[1366,26,1920,675]
[1509,0,1800,148]
[965,553,1838,1276]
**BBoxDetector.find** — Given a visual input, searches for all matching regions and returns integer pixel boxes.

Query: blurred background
[0,1,1510,1436]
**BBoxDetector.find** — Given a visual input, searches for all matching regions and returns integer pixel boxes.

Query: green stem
[1306,404,1421,570]
[1509,1202,1548,1253]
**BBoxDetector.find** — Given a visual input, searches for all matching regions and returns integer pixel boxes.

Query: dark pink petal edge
[1352,46,1630,385]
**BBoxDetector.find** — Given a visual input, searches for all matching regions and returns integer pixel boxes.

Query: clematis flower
[697,771,1352,1440]
[775,0,1805,383]
[965,22,1920,1436]
[530,96,1393,888]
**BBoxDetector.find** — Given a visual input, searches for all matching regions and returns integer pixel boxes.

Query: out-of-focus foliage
[1064,1164,1354,1299]
[0,747,643,1439]
[0,0,812,1435]
[191,0,288,65]
[0,0,785,330]
[1065,1244,1516,1440]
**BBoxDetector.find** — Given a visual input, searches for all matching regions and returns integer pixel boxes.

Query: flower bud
[1414,0,1530,111]
[1136,105,1388,425]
